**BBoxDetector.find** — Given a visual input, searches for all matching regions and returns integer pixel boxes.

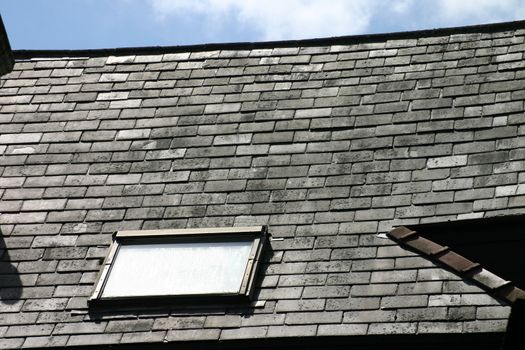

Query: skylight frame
[89,226,267,306]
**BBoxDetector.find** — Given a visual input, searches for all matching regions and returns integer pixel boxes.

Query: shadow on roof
[0,229,22,304]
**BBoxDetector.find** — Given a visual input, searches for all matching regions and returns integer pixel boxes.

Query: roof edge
[388,226,525,305]
[13,19,525,59]
[22,333,506,350]
[0,15,14,74]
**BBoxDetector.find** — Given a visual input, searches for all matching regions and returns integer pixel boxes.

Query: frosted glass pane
[102,240,253,298]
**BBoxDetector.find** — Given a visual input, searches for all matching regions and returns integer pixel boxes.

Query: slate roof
[0,20,524,349]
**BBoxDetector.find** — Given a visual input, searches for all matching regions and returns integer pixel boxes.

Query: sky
[0,0,524,50]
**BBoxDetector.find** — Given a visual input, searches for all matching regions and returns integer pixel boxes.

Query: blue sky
[1,0,524,50]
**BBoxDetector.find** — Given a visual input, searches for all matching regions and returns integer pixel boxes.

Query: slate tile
[463,320,507,333]
[448,306,476,321]
[201,179,245,192]
[67,333,122,346]
[477,306,511,320]
[23,336,68,348]
[278,274,327,287]
[203,315,241,329]
[266,325,316,337]
[285,312,342,326]
[151,317,203,331]
[418,321,464,333]
[121,331,166,344]
[165,328,219,341]
[381,295,428,309]
[325,297,380,311]
[368,322,417,334]
[106,319,154,333]
[36,272,81,286]
[22,298,68,311]
[0,338,24,349]
[257,287,303,300]
[318,323,368,336]
[0,133,42,144]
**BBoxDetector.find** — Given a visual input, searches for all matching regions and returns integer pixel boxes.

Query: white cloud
[147,0,525,42]
[390,0,415,14]
[149,0,375,40]
[436,0,525,23]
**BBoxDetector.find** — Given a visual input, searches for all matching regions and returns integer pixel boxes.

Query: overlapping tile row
[0,23,523,348]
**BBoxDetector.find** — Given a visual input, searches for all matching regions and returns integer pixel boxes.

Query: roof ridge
[12,19,525,59]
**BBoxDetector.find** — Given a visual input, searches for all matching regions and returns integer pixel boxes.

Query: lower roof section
[20,333,506,350]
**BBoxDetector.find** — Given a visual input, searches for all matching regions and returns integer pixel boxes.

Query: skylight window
[90,226,267,304]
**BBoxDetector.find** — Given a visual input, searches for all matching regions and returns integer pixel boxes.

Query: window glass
[101,240,253,298]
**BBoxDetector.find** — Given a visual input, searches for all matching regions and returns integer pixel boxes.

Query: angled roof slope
[0,20,524,349]
[0,15,13,76]
[389,216,525,304]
